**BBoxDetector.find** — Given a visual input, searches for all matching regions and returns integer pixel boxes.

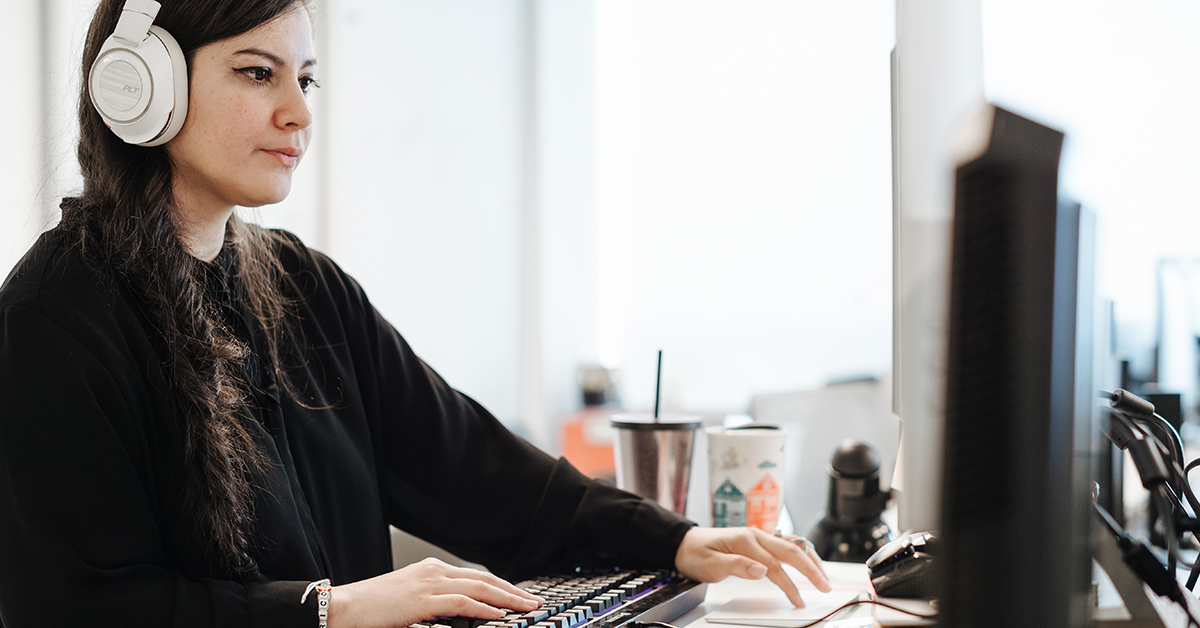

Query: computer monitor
[937,105,1096,627]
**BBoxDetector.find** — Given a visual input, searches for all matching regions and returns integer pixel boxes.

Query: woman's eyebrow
[233,48,318,69]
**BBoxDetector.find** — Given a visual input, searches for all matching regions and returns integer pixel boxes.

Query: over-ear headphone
[88,0,188,147]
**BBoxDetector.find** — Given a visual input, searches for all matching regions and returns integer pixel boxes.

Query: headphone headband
[112,0,160,45]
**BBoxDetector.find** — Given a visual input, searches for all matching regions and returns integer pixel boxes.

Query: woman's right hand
[329,557,543,628]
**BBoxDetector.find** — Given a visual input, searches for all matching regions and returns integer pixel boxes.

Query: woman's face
[166,4,316,218]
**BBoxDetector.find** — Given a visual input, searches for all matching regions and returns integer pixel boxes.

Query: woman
[0,1,830,626]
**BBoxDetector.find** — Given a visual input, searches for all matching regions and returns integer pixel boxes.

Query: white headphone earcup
[89,25,188,147]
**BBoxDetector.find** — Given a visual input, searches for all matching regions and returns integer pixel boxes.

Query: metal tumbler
[610,414,702,515]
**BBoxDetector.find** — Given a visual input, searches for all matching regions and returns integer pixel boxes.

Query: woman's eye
[299,76,321,94]
[237,67,272,83]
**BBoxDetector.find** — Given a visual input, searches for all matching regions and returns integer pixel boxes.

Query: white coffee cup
[706,423,787,532]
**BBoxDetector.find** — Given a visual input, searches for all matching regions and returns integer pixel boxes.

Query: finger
[802,543,829,582]
[762,533,831,592]
[696,550,770,581]
[793,538,829,586]
[442,576,541,611]
[446,566,543,605]
[758,533,825,583]
[782,534,829,580]
[433,593,506,620]
[729,529,804,607]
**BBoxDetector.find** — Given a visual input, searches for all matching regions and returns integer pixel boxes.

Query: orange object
[560,407,616,480]
[746,473,781,532]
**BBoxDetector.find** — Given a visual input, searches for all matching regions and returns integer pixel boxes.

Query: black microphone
[806,440,894,562]
[1110,388,1157,417]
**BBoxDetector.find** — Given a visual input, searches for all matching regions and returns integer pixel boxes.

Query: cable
[1141,415,1200,518]
[1109,406,1200,572]
[1186,549,1200,592]
[1096,503,1200,627]
[1185,461,1200,590]
[1102,391,1200,614]
[1163,496,1200,574]
[1130,416,1200,572]
[1179,470,1200,521]
[1138,414,1185,478]
[703,598,937,628]
[1108,390,1200,518]
[1172,459,1200,520]
[1158,485,1182,576]
[1187,458,1200,476]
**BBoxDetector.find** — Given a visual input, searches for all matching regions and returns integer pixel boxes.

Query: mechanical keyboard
[418,570,707,628]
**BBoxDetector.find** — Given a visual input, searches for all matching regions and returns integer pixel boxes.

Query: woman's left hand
[674,527,831,607]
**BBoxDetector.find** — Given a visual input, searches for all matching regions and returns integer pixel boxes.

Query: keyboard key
[523,610,550,624]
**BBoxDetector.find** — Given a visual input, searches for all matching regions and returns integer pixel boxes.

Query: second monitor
[938,105,1096,628]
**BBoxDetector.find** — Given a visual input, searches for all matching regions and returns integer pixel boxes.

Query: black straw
[653,350,663,420]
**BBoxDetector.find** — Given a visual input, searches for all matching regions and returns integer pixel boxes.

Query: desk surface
[674,562,932,628]
[671,560,1192,628]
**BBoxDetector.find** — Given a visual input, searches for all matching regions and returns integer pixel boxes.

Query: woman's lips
[263,148,300,168]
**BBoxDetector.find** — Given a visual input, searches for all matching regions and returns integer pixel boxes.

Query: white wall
[596,1,895,413]
[534,1,603,443]
[0,0,93,278]
[0,0,46,277]
[981,0,1200,382]
[316,0,529,434]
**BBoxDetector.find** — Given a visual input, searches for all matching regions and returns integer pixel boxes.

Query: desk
[673,563,933,628]
[668,558,1200,628]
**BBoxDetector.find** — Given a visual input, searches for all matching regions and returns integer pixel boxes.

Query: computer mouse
[865,531,938,599]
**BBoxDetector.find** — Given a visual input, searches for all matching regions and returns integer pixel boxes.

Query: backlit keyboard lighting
[414,569,707,628]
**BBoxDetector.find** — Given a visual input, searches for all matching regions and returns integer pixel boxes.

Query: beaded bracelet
[301,578,333,628]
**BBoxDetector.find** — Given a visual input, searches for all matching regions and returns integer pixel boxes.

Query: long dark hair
[62,0,308,577]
